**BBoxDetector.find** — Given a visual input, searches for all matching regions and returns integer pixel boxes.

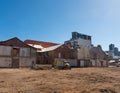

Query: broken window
[12,48,19,56]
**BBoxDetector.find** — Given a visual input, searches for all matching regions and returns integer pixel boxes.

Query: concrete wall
[78,38,91,48]
[90,47,107,60]
[91,60,96,67]
[70,38,91,48]
[77,60,90,67]
[77,47,90,59]
[80,60,85,67]
[67,59,77,67]
[103,60,107,67]
[91,59,108,67]
[0,57,12,67]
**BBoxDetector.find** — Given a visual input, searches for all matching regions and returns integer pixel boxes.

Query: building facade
[0,37,36,68]
[38,44,75,65]
[24,39,59,64]
[89,47,108,67]
[65,32,92,49]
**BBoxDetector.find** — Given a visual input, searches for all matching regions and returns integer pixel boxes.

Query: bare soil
[0,67,119,93]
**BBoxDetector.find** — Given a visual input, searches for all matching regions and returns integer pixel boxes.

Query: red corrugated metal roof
[24,40,59,48]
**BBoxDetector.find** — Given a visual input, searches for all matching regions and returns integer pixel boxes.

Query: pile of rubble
[32,64,53,70]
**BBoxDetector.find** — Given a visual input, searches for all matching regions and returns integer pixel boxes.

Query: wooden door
[12,58,19,68]
[77,60,80,67]
[12,47,20,68]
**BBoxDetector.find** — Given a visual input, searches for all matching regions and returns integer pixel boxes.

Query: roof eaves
[37,44,63,52]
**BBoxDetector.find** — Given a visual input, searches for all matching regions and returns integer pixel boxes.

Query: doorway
[12,48,20,68]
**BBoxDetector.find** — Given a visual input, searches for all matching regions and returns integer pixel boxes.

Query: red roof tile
[24,40,59,48]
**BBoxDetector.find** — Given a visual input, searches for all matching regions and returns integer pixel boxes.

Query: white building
[65,32,92,49]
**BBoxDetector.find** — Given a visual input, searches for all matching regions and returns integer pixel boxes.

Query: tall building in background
[64,32,92,49]
[109,44,115,58]
[114,47,119,56]
[109,44,115,51]
[108,44,120,59]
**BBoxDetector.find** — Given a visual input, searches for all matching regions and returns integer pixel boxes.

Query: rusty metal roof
[24,39,59,48]
[0,37,36,49]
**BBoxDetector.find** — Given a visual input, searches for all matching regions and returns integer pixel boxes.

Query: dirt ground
[0,67,119,93]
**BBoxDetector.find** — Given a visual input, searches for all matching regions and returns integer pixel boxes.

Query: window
[12,48,19,56]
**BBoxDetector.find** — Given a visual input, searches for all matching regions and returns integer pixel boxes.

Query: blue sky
[0,0,120,50]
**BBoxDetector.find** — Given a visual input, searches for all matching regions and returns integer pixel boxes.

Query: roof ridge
[0,37,36,49]
[25,39,59,45]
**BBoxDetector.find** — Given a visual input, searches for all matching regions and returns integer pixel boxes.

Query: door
[12,48,20,68]
[80,60,84,67]
[77,60,80,67]
[101,61,103,67]
[12,57,19,68]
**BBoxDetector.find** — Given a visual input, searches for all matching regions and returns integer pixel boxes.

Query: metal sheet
[19,57,36,67]
[31,49,36,56]
[0,46,11,56]
[0,57,12,67]
[20,48,30,57]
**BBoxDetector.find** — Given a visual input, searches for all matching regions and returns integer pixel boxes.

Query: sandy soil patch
[0,67,119,93]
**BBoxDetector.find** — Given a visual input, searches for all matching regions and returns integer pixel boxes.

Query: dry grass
[0,67,119,93]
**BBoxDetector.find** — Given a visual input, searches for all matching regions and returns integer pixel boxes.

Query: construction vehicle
[54,59,71,70]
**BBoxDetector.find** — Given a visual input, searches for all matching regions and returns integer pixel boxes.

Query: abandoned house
[24,39,60,64]
[25,39,75,65]
[74,46,90,67]
[0,37,36,68]
[37,44,75,65]
[73,46,108,67]
[24,38,108,67]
